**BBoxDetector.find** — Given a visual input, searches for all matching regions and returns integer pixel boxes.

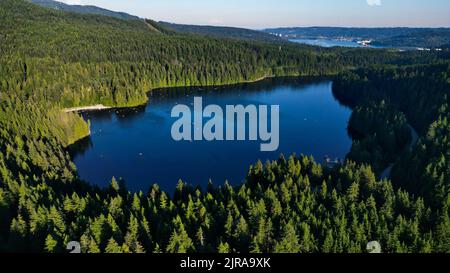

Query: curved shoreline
[63,74,327,145]
[61,74,291,114]
[63,104,112,113]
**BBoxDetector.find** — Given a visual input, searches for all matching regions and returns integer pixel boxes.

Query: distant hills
[372,30,450,48]
[264,27,429,39]
[264,27,450,48]
[30,0,141,21]
[30,1,450,48]
[30,0,284,43]
[158,22,285,43]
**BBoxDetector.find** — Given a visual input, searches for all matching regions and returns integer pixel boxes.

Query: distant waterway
[290,38,384,48]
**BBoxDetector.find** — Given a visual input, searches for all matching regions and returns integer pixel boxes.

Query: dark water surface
[71,78,352,192]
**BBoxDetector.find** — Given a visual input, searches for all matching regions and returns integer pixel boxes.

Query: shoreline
[63,74,322,144]
[63,104,112,113]
[62,74,285,114]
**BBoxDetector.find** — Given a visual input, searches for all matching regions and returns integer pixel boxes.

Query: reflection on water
[68,136,93,158]
[71,77,352,193]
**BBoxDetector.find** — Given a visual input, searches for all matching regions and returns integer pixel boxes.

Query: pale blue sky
[59,0,450,29]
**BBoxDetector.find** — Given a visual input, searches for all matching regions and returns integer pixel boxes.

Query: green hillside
[158,21,285,43]
[0,0,448,253]
[30,0,140,20]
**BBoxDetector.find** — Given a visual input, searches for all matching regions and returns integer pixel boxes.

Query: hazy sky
[58,0,450,29]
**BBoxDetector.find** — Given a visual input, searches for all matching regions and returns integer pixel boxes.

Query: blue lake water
[71,78,352,193]
[290,38,382,48]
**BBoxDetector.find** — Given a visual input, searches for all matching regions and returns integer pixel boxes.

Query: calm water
[290,38,383,48]
[71,78,352,192]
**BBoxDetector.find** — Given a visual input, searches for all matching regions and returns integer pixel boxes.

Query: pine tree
[44,234,58,253]
[105,238,123,253]
[166,216,194,253]
[217,241,230,253]
[274,222,300,253]
[110,176,120,192]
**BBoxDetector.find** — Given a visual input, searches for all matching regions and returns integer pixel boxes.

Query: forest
[156,21,286,43]
[0,0,448,253]
[30,0,140,21]
[333,64,449,208]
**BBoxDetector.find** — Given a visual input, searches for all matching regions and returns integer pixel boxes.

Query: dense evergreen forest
[0,0,448,253]
[1,0,443,108]
[333,64,450,208]
[30,0,141,21]
[157,21,286,44]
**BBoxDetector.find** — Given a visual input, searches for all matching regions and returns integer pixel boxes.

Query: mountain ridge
[30,0,141,21]
[158,21,284,43]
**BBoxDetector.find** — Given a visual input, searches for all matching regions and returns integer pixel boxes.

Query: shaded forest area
[0,0,448,253]
[333,63,449,237]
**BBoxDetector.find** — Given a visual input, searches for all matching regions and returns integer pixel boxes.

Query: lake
[71,78,352,193]
[290,38,383,48]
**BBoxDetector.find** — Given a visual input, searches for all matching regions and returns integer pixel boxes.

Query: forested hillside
[0,0,448,253]
[372,30,450,48]
[157,21,285,43]
[30,0,140,20]
[333,64,449,244]
[1,0,443,109]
